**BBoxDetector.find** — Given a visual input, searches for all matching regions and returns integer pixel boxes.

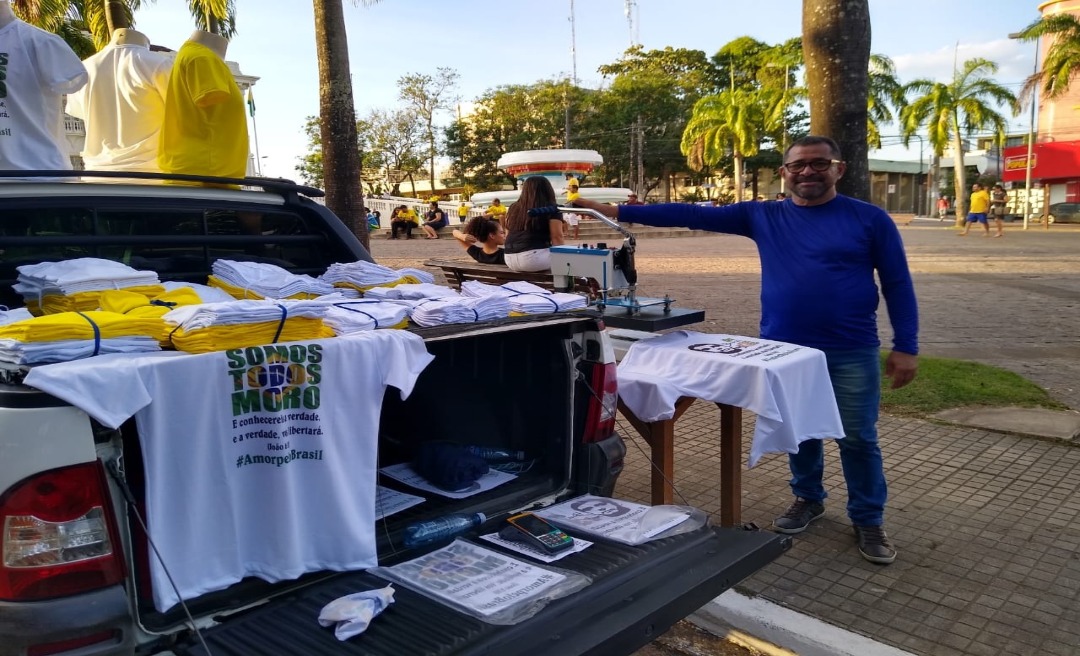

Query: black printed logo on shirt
[0,52,8,99]
[688,343,744,355]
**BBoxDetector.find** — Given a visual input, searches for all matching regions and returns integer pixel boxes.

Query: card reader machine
[499,512,574,553]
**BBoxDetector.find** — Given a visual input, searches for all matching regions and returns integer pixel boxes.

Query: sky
[130,0,1047,180]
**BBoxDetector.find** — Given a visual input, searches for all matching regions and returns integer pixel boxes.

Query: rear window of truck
[0,203,346,309]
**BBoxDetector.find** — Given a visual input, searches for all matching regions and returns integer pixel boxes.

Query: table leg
[717,403,742,527]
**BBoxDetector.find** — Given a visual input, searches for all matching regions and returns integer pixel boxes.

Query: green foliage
[397,68,459,192]
[1014,14,1080,101]
[880,353,1068,418]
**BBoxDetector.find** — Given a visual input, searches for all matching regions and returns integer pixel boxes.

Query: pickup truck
[0,172,788,656]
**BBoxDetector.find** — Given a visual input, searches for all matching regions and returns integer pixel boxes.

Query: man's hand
[573,197,619,220]
[884,351,918,389]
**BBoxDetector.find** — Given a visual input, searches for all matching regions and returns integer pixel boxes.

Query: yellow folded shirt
[167,318,333,353]
[26,285,167,317]
[0,311,164,343]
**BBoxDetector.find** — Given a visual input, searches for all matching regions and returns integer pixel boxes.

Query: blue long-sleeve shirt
[620,196,919,354]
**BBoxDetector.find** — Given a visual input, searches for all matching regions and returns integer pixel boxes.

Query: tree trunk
[312,0,368,249]
[428,121,436,196]
[733,151,744,203]
[802,0,871,201]
[952,125,966,227]
[104,0,129,33]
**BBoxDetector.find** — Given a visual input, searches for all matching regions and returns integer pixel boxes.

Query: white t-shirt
[0,19,88,170]
[617,331,844,467]
[25,330,434,611]
[64,31,170,172]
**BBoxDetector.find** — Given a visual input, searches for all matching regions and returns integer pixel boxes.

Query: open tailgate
[179,526,789,656]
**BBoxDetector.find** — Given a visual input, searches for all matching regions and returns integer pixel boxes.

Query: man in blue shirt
[576,136,918,564]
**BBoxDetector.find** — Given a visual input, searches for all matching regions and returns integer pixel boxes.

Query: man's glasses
[781,159,842,173]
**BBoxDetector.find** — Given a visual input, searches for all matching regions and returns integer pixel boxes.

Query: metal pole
[1023,38,1039,230]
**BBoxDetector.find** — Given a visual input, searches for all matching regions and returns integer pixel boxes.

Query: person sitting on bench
[503,176,565,272]
[421,201,448,239]
[452,216,506,265]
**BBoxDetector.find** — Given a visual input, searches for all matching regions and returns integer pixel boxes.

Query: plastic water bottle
[402,512,486,548]
[463,446,526,462]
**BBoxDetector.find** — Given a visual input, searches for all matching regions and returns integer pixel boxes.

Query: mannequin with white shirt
[65,27,172,172]
[0,1,16,28]
[158,30,248,179]
[0,0,88,170]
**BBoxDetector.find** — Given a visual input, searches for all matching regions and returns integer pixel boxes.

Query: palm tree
[1014,14,1080,102]
[680,89,766,203]
[803,0,871,201]
[313,0,367,248]
[899,58,1019,226]
[867,54,906,149]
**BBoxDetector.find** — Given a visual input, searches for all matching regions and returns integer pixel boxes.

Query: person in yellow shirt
[457,202,469,224]
[483,198,508,229]
[960,183,991,237]
[390,205,420,239]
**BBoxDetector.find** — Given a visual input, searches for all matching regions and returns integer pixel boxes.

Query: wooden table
[617,397,743,527]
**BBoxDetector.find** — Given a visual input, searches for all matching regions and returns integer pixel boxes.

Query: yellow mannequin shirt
[158,41,249,180]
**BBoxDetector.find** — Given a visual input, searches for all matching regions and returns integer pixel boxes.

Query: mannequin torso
[0,1,17,29]
[187,30,228,59]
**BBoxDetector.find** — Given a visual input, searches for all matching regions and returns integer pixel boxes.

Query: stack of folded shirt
[0,308,33,327]
[411,295,510,327]
[208,260,337,300]
[0,311,162,365]
[509,292,589,314]
[162,299,333,353]
[321,262,434,294]
[460,280,550,299]
[323,301,410,334]
[98,284,241,346]
[385,284,459,301]
[14,258,164,316]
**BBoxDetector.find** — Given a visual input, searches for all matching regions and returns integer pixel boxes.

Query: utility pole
[565,0,577,148]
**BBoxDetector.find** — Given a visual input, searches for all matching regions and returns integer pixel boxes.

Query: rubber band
[271,304,288,343]
[75,311,102,356]
[334,303,380,328]
[471,308,479,322]
[149,299,178,308]
[528,294,559,311]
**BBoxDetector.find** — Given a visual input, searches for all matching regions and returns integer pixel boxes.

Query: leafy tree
[1015,14,1080,101]
[867,55,906,149]
[397,68,459,195]
[680,88,767,202]
[803,0,872,201]
[899,58,1018,224]
[365,108,425,197]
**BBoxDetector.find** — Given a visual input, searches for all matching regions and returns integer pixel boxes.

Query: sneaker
[854,525,896,564]
[773,498,825,534]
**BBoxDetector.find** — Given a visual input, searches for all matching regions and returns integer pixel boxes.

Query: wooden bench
[423,258,601,298]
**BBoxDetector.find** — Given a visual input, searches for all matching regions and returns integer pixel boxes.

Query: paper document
[535,495,690,545]
[375,485,425,519]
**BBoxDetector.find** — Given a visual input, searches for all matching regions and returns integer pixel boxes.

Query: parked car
[1047,202,1080,224]
[0,171,788,656]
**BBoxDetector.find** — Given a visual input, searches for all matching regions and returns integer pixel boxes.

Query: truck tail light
[583,362,618,443]
[0,462,125,600]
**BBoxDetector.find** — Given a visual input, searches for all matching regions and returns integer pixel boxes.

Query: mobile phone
[500,512,574,553]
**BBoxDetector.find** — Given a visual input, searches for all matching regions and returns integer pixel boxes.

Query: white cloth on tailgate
[324,301,409,333]
[509,292,587,314]
[23,331,434,611]
[0,336,160,365]
[14,258,159,296]
[162,299,327,330]
[212,260,336,298]
[411,295,510,327]
[461,280,549,299]
[617,331,844,467]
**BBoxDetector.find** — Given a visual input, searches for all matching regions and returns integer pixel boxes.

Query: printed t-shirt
[617,331,844,467]
[397,208,420,224]
[969,190,990,214]
[0,19,88,170]
[466,245,506,265]
[24,330,434,612]
[158,41,249,179]
[458,205,468,218]
[65,32,171,171]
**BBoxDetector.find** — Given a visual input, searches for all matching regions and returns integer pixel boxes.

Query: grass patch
[879,352,1069,418]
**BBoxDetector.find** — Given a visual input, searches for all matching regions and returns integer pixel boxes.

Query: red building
[1002,1,1080,210]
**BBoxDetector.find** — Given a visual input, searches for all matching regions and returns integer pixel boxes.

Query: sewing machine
[549,208,704,331]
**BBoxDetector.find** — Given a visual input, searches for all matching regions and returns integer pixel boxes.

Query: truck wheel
[1047,215,1056,225]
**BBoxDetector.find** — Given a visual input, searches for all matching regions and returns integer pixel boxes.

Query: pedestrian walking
[936,196,949,221]
[575,135,919,565]
[961,183,991,236]
[990,184,1007,237]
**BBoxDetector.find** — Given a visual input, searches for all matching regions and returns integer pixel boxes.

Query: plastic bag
[534,494,706,546]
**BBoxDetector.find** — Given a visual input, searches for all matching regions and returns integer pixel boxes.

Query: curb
[690,590,917,656]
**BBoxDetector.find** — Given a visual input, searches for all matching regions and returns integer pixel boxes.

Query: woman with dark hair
[503,176,565,272]
[452,217,506,265]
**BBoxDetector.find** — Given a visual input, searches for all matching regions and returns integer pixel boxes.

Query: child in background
[452,217,506,265]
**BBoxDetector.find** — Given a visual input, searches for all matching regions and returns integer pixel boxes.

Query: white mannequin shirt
[0,18,87,170]
[65,29,171,171]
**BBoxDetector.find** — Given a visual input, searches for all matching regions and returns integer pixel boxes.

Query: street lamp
[1009,31,1040,231]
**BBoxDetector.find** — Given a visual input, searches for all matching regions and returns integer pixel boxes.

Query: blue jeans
[788,347,886,526]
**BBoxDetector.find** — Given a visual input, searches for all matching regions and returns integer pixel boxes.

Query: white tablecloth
[617,331,844,467]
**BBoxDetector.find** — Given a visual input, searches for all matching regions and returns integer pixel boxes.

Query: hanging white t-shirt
[0,19,88,170]
[617,331,844,467]
[25,330,434,612]
[64,30,171,172]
